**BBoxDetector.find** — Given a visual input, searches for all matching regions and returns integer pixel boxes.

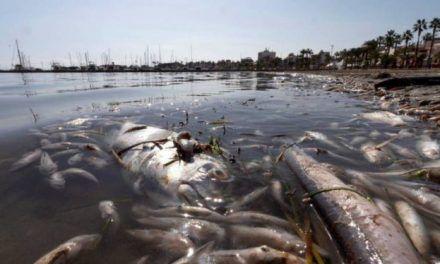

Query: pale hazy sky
[0,0,439,69]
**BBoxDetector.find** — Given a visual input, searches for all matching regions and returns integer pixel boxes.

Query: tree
[413,19,427,67]
[428,17,440,67]
[402,30,413,67]
[385,30,396,55]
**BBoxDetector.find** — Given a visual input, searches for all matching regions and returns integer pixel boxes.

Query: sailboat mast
[15,40,23,68]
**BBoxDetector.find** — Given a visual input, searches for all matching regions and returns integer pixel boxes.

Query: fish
[394,201,430,256]
[48,168,98,189]
[84,156,109,169]
[360,142,394,165]
[225,186,268,213]
[388,143,419,159]
[51,149,81,159]
[359,111,406,126]
[137,216,225,244]
[416,135,440,160]
[112,122,231,205]
[38,152,58,176]
[99,200,120,234]
[34,234,101,264]
[197,245,305,264]
[127,229,194,259]
[432,230,440,254]
[299,131,341,150]
[373,198,394,218]
[67,153,84,166]
[132,204,226,223]
[227,225,305,256]
[10,148,42,172]
[225,211,291,230]
[283,145,420,264]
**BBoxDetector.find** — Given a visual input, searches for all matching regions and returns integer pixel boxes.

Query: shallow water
[0,72,439,263]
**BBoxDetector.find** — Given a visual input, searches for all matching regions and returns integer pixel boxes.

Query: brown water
[0,72,438,263]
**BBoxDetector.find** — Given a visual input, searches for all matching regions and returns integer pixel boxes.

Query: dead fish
[394,201,430,256]
[40,139,51,146]
[127,229,194,258]
[270,180,291,212]
[226,186,268,213]
[388,143,419,159]
[67,153,84,166]
[51,149,81,159]
[84,156,109,169]
[388,184,440,217]
[10,148,42,172]
[299,131,340,150]
[416,135,440,160]
[132,204,226,223]
[349,136,368,146]
[34,234,101,264]
[137,216,225,244]
[373,198,395,218]
[360,142,394,165]
[28,131,49,138]
[41,142,72,151]
[99,200,120,234]
[360,111,406,126]
[198,245,304,264]
[303,147,358,165]
[171,241,214,264]
[284,146,421,264]
[225,211,291,230]
[38,152,58,176]
[227,225,305,256]
[48,168,98,189]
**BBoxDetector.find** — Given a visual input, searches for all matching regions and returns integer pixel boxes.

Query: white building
[258,49,276,61]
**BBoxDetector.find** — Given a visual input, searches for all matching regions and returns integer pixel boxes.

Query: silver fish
[38,152,58,176]
[48,168,98,189]
[132,204,226,223]
[34,234,101,264]
[416,135,440,160]
[284,145,420,264]
[300,131,341,150]
[10,148,42,172]
[51,149,81,159]
[227,225,305,255]
[225,211,291,230]
[67,153,84,166]
[360,111,406,126]
[360,142,394,165]
[137,216,225,244]
[99,200,120,234]
[199,245,304,264]
[394,201,430,256]
[226,186,268,213]
[127,229,194,259]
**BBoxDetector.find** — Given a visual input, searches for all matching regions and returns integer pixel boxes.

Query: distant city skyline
[0,0,439,69]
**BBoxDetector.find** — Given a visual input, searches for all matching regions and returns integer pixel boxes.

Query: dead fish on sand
[359,111,406,126]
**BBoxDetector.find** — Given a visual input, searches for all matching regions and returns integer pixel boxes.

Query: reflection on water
[0,72,439,263]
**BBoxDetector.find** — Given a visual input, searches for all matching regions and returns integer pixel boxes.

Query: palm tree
[402,30,413,67]
[413,19,428,67]
[385,30,396,55]
[362,40,378,67]
[428,17,440,67]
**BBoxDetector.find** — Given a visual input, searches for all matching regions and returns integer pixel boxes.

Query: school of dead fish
[6,75,440,263]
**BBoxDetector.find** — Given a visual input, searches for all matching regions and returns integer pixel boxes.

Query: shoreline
[317,69,440,127]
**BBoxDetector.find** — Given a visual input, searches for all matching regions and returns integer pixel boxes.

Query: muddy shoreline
[314,69,440,127]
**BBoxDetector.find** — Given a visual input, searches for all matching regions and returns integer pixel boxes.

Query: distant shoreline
[0,68,439,74]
